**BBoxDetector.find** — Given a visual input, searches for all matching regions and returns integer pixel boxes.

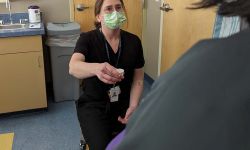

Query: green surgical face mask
[104,11,127,29]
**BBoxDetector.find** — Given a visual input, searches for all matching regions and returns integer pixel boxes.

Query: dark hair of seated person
[191,0,250,23]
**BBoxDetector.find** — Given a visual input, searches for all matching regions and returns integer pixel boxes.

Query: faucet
[5,0,13,24]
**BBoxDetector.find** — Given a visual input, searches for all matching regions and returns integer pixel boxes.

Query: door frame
[69,0,74,22]
[158,0,164,76]
[141,0,164,79]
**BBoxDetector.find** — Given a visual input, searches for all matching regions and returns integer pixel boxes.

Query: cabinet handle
[38,56,42,68]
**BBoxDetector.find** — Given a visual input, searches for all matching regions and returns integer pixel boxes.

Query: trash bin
[46,22,81,102]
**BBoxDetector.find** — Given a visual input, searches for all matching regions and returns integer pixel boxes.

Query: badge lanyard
[104,36,122,68]
[100,30,122,104]
[101,30,122,88]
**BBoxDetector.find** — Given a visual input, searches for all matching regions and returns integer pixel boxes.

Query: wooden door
[122,0,143,38]
[160,0,216,73]
[72,0,143,38]
[72,0,96,32]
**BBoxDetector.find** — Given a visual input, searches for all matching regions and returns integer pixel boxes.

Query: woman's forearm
[69,53,107,80]
[69,61,100,79]
[69,53,100,79]
[129,68,144,108]
[69,53,123,84]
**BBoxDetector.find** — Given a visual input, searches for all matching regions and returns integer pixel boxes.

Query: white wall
[142,0,162,79]
[0,0,70,23]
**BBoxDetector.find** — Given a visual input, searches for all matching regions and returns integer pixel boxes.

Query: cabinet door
[0,52,47,114]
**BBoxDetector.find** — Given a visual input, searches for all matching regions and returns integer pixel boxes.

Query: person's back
[114,0,250,149]
[115,29,250,150]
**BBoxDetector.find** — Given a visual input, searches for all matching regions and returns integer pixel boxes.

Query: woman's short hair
[192,0,250,23]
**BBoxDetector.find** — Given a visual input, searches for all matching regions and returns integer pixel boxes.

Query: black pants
[77,101,127,150]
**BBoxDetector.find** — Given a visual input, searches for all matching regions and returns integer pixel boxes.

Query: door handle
[160,3,173,12]
[76,4,90,11]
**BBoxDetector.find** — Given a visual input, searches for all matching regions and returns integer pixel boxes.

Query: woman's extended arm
[69,52,123,84]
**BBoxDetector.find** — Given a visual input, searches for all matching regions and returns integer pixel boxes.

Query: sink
[0,24,27,30]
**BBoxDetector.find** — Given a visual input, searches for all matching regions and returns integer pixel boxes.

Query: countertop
[0,13,45,38]
[0,23,45,38]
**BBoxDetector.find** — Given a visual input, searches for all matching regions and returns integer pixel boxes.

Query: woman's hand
[95,62,124,84]
[118,106,137,124]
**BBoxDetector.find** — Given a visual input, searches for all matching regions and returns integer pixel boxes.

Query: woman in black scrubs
[69,0,145,149]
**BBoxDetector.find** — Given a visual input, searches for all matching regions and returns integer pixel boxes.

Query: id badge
[108,86,121,102]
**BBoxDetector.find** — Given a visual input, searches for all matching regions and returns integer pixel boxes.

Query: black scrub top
[74,28,145,104]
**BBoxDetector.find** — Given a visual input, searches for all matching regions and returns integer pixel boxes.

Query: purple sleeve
[106,130,125,150]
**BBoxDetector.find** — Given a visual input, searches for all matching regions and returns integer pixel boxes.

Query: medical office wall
[0,0,71,23]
